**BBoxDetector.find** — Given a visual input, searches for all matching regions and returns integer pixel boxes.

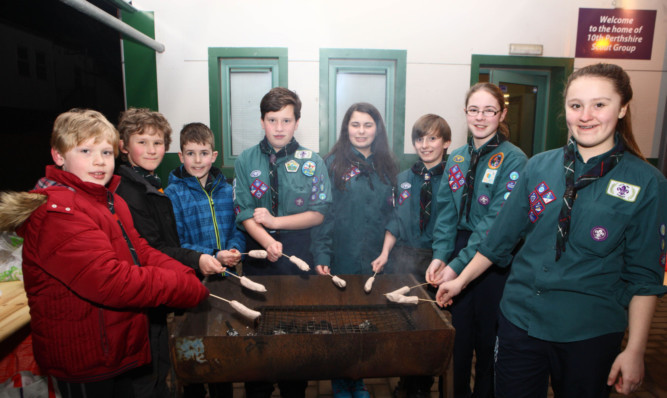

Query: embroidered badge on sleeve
[528,181,557,223]
[448,165,465,192]
[398,190,410,205]
[250,179,269,199]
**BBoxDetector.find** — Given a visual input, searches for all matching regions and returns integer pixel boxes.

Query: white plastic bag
[0,232,23,282]
[0,371,59,398]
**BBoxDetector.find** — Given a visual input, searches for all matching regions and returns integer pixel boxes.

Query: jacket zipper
[200,180,222,250]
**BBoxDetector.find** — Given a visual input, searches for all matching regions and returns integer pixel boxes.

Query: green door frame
[208,48,288,178]
[219,63,279,165]
[471,55,574,151]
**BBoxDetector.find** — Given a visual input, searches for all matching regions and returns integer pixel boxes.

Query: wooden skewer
[222,270,242,280]
[383,292,438,304]
[210,293,231,303]
[418,298,438,303]
[409,282,430,289]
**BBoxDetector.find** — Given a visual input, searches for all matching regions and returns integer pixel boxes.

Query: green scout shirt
[479,147,667,343]
[311,151,395,275]
[233,142,332,231]
[385,160,447,250]
[432,139,527,274]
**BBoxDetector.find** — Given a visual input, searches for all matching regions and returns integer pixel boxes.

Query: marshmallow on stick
[245,250,268,259]
[385,293,419,305]
[239,276,267,293]
[389,286,410,296]
[331,275,347,288]
[364,271,378,293]
[223,271,267,293]
[210,294,261,320]
[229,300,262,320]
[287,255,311,272]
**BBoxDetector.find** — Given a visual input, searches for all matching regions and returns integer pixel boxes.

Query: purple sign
[575,8,656,60]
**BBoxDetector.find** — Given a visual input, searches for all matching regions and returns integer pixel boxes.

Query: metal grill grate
[254,305,416,335]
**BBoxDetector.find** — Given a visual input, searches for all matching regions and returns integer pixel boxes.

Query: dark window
[17,46,30,77]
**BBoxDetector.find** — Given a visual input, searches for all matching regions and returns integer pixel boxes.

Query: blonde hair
[51,109,119,156]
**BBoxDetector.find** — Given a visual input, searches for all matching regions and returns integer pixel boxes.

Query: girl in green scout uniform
[436,63,667,397]
[371,114,451,398]
[312,102,398,398]
[426,82,528,398]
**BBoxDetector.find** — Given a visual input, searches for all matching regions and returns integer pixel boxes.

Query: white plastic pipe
[59,0,165,53]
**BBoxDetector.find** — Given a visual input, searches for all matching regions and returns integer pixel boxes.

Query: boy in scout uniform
[233,86,331,398]
[370,114,451,398]
[234,87,331,276]
[371,114,452,279]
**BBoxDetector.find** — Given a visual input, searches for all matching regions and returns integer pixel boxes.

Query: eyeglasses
[465,108,500,117]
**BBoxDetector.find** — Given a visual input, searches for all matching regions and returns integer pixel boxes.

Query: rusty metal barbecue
[169,274,454,384]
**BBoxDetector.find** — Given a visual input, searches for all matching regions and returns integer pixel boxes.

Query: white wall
[131,0,667,158]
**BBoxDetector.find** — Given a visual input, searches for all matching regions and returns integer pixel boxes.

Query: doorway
[471,55,574,156]
[483,70,548,157]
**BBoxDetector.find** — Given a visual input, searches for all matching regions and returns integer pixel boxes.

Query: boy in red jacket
[0,109,209,398]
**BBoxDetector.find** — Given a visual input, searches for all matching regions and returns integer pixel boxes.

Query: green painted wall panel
[120,10,159,110]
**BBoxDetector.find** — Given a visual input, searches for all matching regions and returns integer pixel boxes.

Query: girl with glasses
[426,82,528,398]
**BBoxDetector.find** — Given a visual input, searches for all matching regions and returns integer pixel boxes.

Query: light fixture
[509,43,543,56]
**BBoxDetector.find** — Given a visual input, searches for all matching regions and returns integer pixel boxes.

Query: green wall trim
[208,48,288,179]
[470,54,574,152]
[120,10,159,111]
[319,48,408,168]
[108,0,137,12]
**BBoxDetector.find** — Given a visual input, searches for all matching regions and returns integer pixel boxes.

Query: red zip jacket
[14,166,209,382]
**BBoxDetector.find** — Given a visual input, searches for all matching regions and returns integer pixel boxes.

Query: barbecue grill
[169,274,454,385]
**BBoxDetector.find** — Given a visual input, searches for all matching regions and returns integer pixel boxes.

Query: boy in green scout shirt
[371,114,451,279]
[234,87,331,275]
[233,87,332,397]
[370,114,451,398]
